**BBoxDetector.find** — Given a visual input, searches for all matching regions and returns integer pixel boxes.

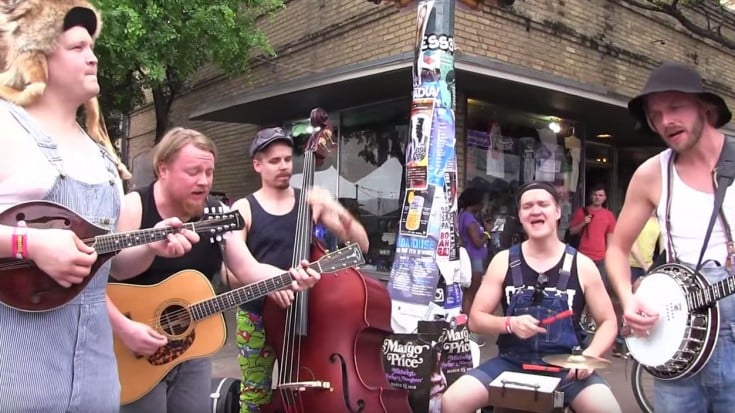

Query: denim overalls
[0,100,121,412]
[468,244,607,405]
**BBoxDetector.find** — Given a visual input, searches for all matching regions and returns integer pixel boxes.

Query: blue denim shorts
[466,356,608,406]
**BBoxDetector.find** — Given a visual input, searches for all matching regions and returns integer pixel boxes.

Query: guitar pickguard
[146,330,196,366]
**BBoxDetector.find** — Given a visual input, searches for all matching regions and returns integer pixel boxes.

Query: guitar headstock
[317,243,365,273]
[198,206,245,243]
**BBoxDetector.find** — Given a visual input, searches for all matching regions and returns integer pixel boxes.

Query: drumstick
[538,309,573,326]
[522,364,561,373]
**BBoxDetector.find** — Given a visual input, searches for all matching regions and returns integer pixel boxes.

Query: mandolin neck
[92,223,196,255]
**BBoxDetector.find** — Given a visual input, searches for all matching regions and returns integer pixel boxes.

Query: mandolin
[0,200,242,312]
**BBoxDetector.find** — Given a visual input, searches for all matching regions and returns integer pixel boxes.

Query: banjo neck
[688,274,735,310]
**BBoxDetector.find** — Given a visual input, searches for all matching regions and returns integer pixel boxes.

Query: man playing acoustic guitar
[109,127,322,413]
[0,1,212,412]
[606,62,735,412]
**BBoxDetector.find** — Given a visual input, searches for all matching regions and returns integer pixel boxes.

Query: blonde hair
[152,127,217,177]
[84,98,131,179]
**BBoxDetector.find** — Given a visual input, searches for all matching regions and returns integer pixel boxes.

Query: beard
[182,197,206,218]
[668,114,704,153]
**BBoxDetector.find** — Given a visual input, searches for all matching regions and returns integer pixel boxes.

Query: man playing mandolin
[109,127,322,413]
[441,182,621,413]
[0,2,217,411]
[607,62,735,412]
[231,123,369,413]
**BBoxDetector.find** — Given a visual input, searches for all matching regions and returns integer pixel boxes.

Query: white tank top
[657,148,735,266]
[0,105,118,214]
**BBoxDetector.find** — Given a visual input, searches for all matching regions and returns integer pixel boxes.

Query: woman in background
[457,187,489,346]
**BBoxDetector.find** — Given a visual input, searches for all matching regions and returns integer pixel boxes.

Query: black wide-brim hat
[628,61,732,134]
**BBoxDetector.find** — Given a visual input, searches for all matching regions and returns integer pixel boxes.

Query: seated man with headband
[441,182,621,413]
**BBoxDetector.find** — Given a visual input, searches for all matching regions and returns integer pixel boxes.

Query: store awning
[189,53,414,125]
[189,51,634,140]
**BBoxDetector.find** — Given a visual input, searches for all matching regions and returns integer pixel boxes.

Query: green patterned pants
[236,309,276,413]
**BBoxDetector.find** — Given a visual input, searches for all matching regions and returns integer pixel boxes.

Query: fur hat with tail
[0,0,131,179]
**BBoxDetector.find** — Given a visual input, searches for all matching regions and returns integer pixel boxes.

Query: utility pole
[386,0,460,333]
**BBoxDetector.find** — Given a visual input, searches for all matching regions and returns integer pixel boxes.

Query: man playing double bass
[230,126,369,413]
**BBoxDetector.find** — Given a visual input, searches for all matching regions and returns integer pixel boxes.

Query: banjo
[626,263,729,380]
[626,137,735,380]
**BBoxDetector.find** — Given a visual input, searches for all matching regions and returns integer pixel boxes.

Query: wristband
[12,226,27,260]
[505,317,513,334]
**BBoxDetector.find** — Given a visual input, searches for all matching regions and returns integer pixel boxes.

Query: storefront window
[465,99,584,248]
[285,100,409,276]
[339,99,409,274]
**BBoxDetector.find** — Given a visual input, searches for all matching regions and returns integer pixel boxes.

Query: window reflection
[339,100,409,274]
[466,99,584,249]
[285,100,409,275]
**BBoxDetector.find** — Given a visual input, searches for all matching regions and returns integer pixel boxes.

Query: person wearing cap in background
[110,127,322,413]
[228,126,369,413]
[441,181,620,413]
[0,1,211,411]
[606,62,735,412]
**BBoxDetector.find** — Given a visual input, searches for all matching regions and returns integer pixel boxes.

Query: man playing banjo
[606,61,735,412]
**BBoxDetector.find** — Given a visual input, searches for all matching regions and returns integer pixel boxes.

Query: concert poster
[389,0,458,335]
[381,334,437,413]
[406,98,433,190]
[400,186,435,237]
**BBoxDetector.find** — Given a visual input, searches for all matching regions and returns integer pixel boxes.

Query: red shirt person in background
[569,185,616,277]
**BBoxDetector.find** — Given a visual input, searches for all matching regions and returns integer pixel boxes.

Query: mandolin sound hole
[159,304,192,336]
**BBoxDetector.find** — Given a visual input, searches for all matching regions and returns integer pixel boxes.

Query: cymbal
[542,353,612,370]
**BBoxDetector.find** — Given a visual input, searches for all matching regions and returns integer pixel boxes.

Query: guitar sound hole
[159,305,192,335]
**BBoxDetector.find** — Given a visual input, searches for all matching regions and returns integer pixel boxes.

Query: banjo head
[626,271,691,366]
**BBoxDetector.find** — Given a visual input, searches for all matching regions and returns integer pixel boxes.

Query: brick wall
[125,0,734,200]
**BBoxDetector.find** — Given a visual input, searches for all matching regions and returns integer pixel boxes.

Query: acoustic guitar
[108,243,365,405]
[0,200,242,312]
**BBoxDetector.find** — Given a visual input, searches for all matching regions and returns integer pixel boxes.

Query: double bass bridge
[277,381,333,392]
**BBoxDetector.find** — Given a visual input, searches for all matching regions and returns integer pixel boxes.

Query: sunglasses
[532,273,548,306]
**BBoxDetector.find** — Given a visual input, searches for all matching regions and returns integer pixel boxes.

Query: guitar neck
[689,276,735,310]
[189,261,322,320]
[92,223,197,255]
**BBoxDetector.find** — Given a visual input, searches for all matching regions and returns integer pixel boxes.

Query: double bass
[262,108,411,413]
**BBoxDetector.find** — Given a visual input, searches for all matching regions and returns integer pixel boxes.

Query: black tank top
[122,184,223,286]
[239,189,299,313]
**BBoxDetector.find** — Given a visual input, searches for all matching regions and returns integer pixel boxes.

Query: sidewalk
[211,310,647,412]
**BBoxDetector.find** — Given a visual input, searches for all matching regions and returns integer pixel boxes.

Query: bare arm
[223,198,286,287]
[465,218,487,248]
[630,241,647,270]
[568,209,587,235]
[606,157,660,309]
[109,192,157,280]
[467,250,509,335]
[578,254,617,357]
[308,187,369,253]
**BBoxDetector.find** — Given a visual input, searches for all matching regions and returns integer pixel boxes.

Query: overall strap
[556,244,576,291]
[4,100,65,176]
[508,244,524,287]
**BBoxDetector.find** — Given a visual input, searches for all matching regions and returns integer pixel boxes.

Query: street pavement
[211,310,649,412]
